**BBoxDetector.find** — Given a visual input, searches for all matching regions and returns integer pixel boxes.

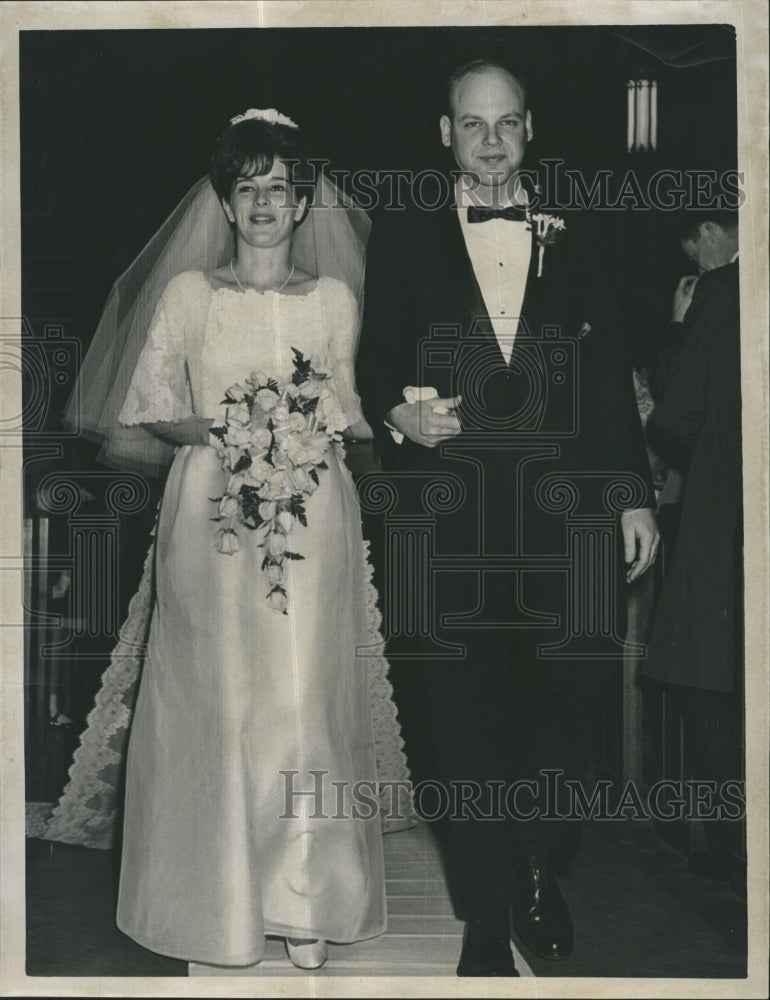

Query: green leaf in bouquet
[209,425,227,443]
[288,495,308,527]
[291,346,313,385]
[284,551,306,561]
[232,452,252,474]
[239,486,265,527]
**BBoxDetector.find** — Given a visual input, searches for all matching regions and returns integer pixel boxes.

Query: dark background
[20,24,739,789]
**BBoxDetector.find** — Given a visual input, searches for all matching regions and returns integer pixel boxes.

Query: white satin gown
[114,271,393,965]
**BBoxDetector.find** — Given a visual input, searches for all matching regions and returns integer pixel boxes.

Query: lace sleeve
[325,280,366,429]
[118,275,194,425]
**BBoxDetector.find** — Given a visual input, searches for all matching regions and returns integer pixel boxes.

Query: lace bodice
[119,272,364,429]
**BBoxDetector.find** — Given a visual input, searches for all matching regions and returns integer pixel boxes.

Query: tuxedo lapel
[516,222,546,342]
[436,203,491,332]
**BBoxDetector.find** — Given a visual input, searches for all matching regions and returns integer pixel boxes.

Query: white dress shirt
[457,179,532,365]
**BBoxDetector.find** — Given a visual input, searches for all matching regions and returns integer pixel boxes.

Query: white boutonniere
[529,213,567,278]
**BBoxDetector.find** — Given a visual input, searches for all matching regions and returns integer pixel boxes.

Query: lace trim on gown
[360,539,415,832]
[34,524,415,848]
[36,529,158,849]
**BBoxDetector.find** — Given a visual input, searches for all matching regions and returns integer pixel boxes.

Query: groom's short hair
[445,58,529,117]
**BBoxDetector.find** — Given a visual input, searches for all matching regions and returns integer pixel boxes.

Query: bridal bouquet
[209,349,347,613]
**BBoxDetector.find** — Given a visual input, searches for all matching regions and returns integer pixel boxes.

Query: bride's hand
[342,417,374,442]
[142,417,215,447]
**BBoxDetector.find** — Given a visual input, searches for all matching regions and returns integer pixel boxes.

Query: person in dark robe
[643,208,743,880]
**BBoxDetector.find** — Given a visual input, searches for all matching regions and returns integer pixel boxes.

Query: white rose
[256,388,278,413]
[227,473,246,493]
[268,531,288,557]
[224,382,248,402]
[265,469,291,499]
[258,500,277,521]
[246,458,273,485]
[276,510,293,533]
[249,427,273,451]
[227,424,252,446]
[219,495,240,518]
[215,527,240,555]
[289,466,312,493]
[297,380,322,399]
[287,411,307,433]
[317,392,347,433]
[227,401,251,426]
[266,586,288,614]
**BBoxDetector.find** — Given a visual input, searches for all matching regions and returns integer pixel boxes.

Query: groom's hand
[621,507,660,582]
[386,396,462,448]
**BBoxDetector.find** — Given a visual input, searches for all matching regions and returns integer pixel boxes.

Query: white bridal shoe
[285,937,329,969]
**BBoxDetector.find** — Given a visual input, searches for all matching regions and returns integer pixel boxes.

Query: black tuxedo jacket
[356,192,654,648]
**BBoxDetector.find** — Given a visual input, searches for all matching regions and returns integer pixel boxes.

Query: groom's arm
[357,210,461,456]
[570,213,659,580]
[357,210,422,456]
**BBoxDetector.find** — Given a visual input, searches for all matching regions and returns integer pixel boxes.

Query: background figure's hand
[386,395,462,448]
[51,572,72,600]
[671,275,698,323]
[621,508,660,582]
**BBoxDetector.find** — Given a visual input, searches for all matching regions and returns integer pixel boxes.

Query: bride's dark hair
[209,118,316,204]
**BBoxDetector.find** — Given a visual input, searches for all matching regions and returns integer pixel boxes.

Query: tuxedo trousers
[420,572,613,923]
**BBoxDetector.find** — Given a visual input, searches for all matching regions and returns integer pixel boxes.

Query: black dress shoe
[512,853,574,960]
[457,919,519,977]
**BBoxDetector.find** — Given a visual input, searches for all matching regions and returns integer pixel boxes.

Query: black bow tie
[467,204,528,224]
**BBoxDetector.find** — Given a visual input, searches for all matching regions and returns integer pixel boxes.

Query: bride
[54,109,411,971]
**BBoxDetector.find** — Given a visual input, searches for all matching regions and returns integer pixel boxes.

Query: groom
[356,58,658,976]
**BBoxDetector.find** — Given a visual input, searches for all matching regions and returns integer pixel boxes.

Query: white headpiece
[228,108,299,129]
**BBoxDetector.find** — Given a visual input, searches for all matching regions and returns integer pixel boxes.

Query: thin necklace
[229,259,295,294]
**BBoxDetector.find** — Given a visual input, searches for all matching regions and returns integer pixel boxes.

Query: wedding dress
[41,270,413,965]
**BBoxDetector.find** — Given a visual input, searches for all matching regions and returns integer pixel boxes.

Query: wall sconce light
[627,79,658,153]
